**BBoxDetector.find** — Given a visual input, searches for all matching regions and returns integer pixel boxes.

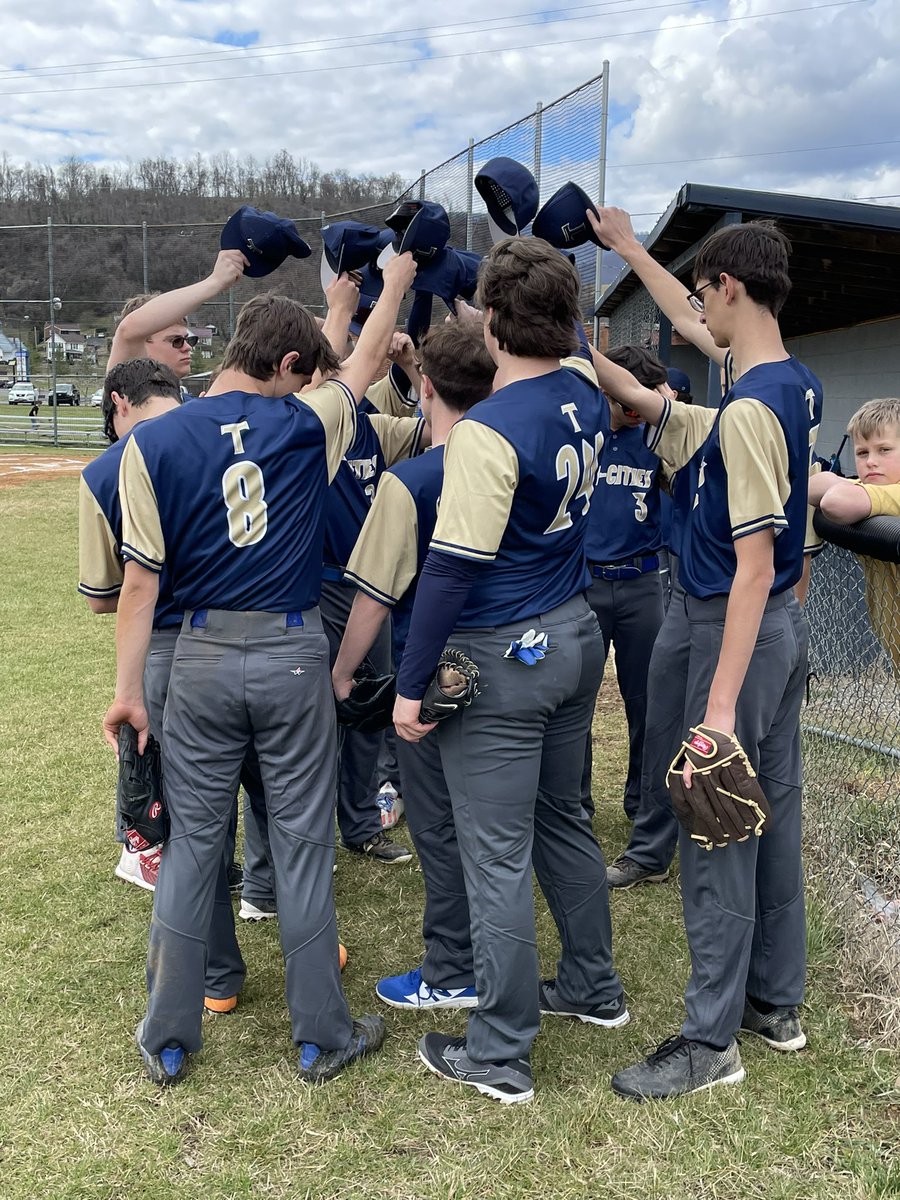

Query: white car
[90,388,104,407]
[8,382,37,405]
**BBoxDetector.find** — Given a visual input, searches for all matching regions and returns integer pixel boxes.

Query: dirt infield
[0,454,92,487]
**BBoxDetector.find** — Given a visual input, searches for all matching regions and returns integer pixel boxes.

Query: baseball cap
[320,221,384,291]
[667,367,693,397]
[474,157,539,243]
[349,264,384,337]
[379,201,452,270]
[532,183,609,251]
[414,247,482,308]
[220,205,311,277]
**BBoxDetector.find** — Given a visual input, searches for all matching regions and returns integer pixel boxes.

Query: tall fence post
[533,101,543,193]
[142,220,149,292]
[593,61,610,346]
[466,138,475,250]
[47,217,58,447]
[418,170,426,201]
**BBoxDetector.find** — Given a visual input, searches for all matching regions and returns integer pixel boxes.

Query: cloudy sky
[1,0,897,227]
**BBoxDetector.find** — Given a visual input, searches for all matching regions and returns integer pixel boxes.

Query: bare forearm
[333,593,391,687]
[114,570,158,702]
[620,242,725,366]
[705,549,775,728]
[589,346,666,423]
[820,482,873,523]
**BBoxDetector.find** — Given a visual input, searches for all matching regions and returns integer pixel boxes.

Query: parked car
[50,382,81,406]
[8,382,37,404]
[89,387,104,407]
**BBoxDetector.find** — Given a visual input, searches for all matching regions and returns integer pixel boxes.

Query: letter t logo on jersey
[221,421,250,455]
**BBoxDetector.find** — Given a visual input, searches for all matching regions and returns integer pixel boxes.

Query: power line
[0,0,867,99]
[0,0,671,81]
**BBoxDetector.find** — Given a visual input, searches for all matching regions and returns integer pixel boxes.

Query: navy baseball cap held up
[532,183,608,251]
[320,221,384,290]
[221,205,312,278]
[474,157,539,242]
[380,201,452,268]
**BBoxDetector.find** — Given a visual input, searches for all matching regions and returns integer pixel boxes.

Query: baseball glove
[118,723,169,851]
[334,671,396,734]
[666,724,771,852]
[419,649,480,724]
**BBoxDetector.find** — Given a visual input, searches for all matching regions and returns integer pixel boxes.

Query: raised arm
[588,208,726,367]
[589,346,667,425]
[338,253,417,403]
[107,249,248,369]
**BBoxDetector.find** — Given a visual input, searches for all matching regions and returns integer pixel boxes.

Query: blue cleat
[135,1018,190,1087]
[298,1014,386,1083]
[376,967,478,1011]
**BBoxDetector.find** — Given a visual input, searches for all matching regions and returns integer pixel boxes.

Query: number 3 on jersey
[222,461,269,547]
[544,432,604,534]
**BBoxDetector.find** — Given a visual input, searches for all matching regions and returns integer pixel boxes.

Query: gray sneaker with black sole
[739,999,807,1052]
[611,1034,744,1100]
[539,978,630,1028]
[347,830,414,864]
[606,856,670,890]
[418,1032,534,1105]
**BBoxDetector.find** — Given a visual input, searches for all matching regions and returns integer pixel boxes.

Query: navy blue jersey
[78,428,182,628]
[387,447,444,649]
[431,359,609,625]
[661,358,823,599]
[585,422,663,562]
[119,383,357,612]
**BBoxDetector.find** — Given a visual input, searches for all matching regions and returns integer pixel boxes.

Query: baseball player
[332,320,496,1009]
[581,344,667,825]
[393,237,628,1106]
[317,281,425,864]
[78,358,245,1015]
[103,252,417,1087]
[108,249,246,378]
[589,220,822,1099]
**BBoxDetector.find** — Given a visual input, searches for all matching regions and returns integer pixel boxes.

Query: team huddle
[76,161,896,1105]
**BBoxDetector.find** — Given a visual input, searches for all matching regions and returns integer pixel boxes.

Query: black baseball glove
[118,723,170,851]
[666,724,771,852]
[335,672,397,734]
[419,649,480,724]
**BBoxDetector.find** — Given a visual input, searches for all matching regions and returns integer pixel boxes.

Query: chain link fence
[803,539,900,1042]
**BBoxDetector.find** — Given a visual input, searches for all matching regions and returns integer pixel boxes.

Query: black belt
[589,554,660,582]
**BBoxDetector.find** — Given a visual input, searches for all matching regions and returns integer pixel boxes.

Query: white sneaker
[114,843,162,891]
[376,782,405,830]
[239,897,278,921]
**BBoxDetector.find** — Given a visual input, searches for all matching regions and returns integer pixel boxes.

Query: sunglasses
[163,334,199,350]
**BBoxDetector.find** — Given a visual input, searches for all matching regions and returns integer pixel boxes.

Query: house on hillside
[596,184,900,467]
[83,335,107,366]
[43,323,85,362]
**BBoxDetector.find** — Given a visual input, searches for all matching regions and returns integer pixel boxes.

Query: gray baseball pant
[141,608,353,1057]
[436,594,624,1063]
[395,735,474,989]
[581,569,665,817]
[616,569,688,873]
[679,590,808,1048]
[320,579,391,847]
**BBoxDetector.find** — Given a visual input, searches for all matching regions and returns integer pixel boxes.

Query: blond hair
[847,398,900,442]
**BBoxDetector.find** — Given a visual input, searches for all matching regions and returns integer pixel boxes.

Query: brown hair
[418,323,495,412]
[693,220,792,317]
[118,293,159,321]
[476,236,580,359]
[102,358,181,442]
[221,293,340,381]
[847,397,900,442]
[605,344,667,390]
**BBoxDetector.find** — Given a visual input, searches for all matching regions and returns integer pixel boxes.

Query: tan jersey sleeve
[720,398,790,540]
[77,475,123,598]
[366,372,417,417]
[344,472,420,606]
[430,420,519,561]
[559,355,599,386]
[368,413,426,467]
[119,437,165,573]
[645,397,716,470]
[860,480,900,518]
[297,378,358,482]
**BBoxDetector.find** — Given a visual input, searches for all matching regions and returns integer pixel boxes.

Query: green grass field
[2,477,899,1200]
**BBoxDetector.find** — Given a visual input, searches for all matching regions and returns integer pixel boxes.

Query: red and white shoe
[376,782,405,830]
[115,843,162,891]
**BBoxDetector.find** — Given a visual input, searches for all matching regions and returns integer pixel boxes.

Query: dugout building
[596,183,900,469]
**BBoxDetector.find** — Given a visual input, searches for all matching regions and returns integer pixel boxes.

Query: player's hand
[103,699,149,756]
[684,708,736,787]
[451,299,484,326]
[387,331,417,369]
[210,249,249,290]
[393,694,438,743]
[326,271,361,314]
[332,671,354,703]
[588,207,639,257]
[383,251,417,294]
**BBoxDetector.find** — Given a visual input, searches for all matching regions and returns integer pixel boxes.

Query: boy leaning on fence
[808,397,900,677]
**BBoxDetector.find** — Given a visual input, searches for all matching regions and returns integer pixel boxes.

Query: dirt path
[0,454,92,487]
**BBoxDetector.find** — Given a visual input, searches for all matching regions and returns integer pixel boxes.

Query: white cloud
[0,0,896,226]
